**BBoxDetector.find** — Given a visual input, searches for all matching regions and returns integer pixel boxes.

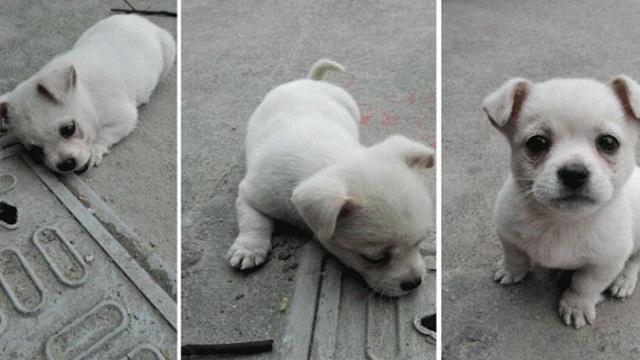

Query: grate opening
[421,313,436,332]
[0,202,17,225]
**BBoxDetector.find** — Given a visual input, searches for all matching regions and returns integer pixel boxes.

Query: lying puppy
[227,59,434,297]
[0,15,176,173]
[484,76,640,328]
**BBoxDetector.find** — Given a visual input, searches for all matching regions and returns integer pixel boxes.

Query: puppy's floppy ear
[37,64,77,103]
[292,175,355,241]
[483,78,531,131]
[609,75,640,121]
[372,135,435,170]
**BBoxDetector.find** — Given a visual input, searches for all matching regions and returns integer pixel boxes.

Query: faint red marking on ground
[408,93,417,105]
[360,114,373,125]
[357,101,372,125]
[424,133,437,148]
[344,78,355,89]
[381,112,400,127]
[414,116,436,148]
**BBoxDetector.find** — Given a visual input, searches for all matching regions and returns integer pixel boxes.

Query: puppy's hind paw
[559,289,598,329]
[226,240,269,270]
[609,270,638,298]
[494,268,527,285]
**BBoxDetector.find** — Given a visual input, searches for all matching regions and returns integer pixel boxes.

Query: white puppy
[0,15,176,173]
[226,59,434,297]
[484,76,640,328]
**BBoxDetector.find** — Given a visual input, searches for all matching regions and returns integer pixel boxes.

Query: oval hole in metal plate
[0,201,18,230]
[0,174,17,194]
[45,300,128,360]
[33,226,88,287]
[414,312,436,344]
[120,344,165,360]
[0,248,45,315]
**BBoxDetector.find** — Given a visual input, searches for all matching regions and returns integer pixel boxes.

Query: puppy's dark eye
[59,121,76,139]
[362,252,391,265]
[597,135,619,154]
[526,135,551,154]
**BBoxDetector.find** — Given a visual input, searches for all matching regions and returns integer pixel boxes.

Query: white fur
[0,15,176,173]
[227,59,434,297]
[485,76,640,329]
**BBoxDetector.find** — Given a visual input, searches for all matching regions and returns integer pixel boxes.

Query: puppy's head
[292,135,434,297]
[484,76,640,215]
[0,64,95,173]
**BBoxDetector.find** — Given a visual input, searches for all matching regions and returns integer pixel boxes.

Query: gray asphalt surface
[0,0,177,268]
[443,1,640,359]
[181,0,435,357]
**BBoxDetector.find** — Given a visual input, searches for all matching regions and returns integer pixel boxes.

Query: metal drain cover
[281,242,436,359]
[0,145,175,359]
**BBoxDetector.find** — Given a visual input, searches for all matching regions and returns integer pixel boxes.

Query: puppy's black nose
[401,277,422,291]
[57,158,77,172]
[557,164,589,190]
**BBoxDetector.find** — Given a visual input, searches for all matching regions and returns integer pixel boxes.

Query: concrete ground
[443,1,640,359]
[181,0,435,357]
[0,0,177,269]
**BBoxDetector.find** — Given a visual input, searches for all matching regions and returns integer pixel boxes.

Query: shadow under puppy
[0,14,175,173]
[485,75,640,328]
[227,59,434,297]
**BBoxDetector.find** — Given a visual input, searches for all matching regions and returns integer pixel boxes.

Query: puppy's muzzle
[400,277,422,291]
[57,158,77,172]
[558,163,589,190]
[75,161,90,174]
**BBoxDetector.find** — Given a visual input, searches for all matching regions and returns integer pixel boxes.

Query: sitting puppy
[484,76,640,328]
[0,15,176,173]
[227,59,434,297]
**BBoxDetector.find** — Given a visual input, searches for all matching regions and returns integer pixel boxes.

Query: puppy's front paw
[609,270,638,298]
[89,145,109,168]
[226,236,269,270]
[494,268,527,285]
[558,289,598,329]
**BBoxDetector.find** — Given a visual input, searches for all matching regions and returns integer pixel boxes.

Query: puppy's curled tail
[307,59,345,80]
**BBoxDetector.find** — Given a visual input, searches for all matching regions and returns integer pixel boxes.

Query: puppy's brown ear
[373,135,434,170]
[37,65,77,103]
[483,78,531,131]
[610,75,640,121]
[292,176,354,241]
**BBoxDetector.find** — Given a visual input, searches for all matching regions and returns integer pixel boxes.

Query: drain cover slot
[0,201,18,229]
[45,300,128,360]
[33,226,88,287]
[0,248,45,315]
[121,344,166,360]
[0,174,17,193]
[0,146,175,359]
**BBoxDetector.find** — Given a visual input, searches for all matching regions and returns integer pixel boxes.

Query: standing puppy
[0,15,176,173]
[484,76,640,328]
[227,59,434,297]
